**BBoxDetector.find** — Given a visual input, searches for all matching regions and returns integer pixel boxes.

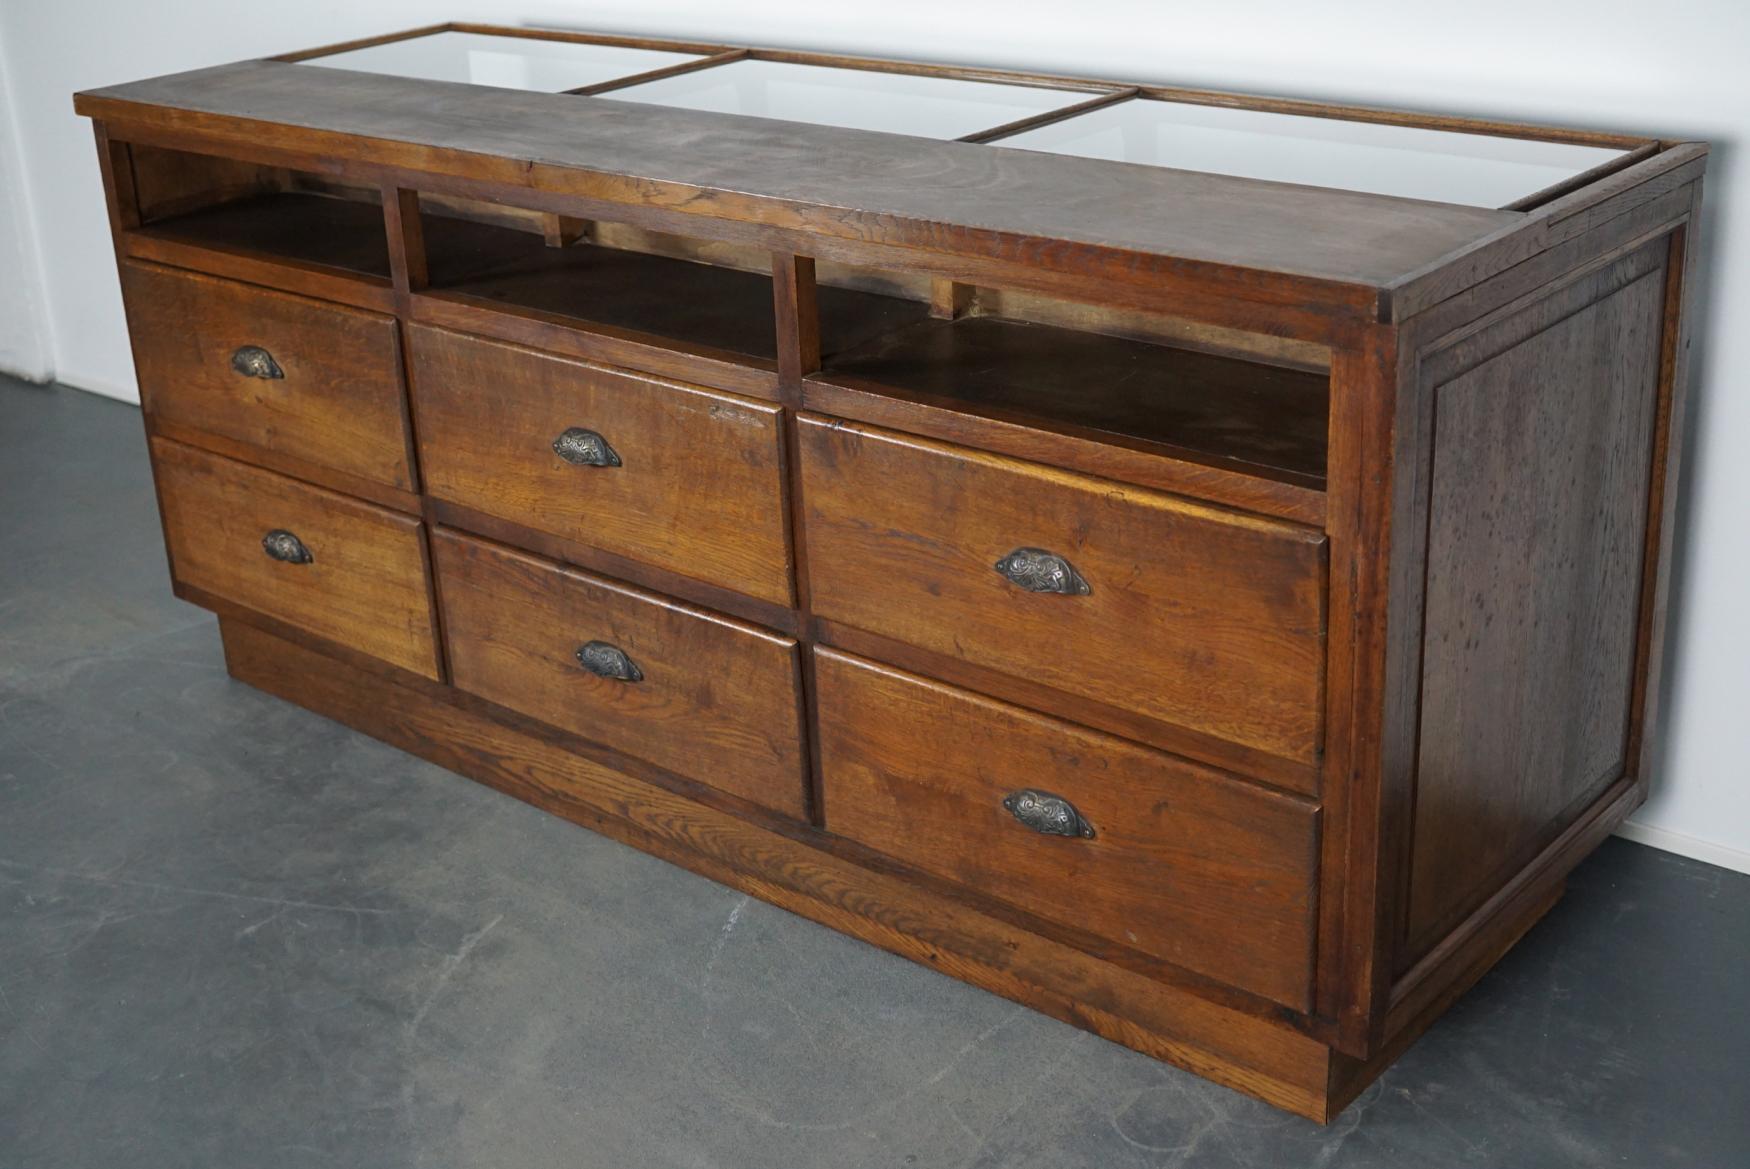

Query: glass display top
[301,32,704,93]
[603,58,1095,141]
[295,31,1638,208]
[995,97,1631,208]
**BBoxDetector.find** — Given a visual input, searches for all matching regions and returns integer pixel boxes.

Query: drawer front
[123,263,411,489]
[799,417,1326,765]
[151,438,438,678]
[816,649,1318,1010]
[409,326,793,606]
[432,530,807,818]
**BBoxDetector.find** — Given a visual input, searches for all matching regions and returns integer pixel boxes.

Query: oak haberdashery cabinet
[73,23,1705,1121]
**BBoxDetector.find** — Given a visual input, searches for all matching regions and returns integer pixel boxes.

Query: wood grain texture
[420,210,926,363]
[409,290,781,402]
[818,314,1329,487]
[80,45,1709,1121]
[815,649,1319,1009]
[428,498,801,637]
[219,616,1343,1120]
[409,325,794,606]
[1403,266,1665,962]
[1626,186,1703,788]
[74,61,1519,306]
[814,619,1321,796]
[151,438,438,678]
[798,417,1327,765]
[123,261,413,489]
[800,378,1327,526]
[135,189,392,279]
[122,229,396,313]
[431,530,808,818]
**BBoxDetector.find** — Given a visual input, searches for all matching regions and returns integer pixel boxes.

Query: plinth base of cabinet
[216,615,1562,1123]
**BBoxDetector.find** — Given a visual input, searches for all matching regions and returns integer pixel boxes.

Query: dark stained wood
[772,253,821,385]
[771,252,826,824]
[817,314,1330,487]
[147,417,422,515]
[409,324,795,606]
[383,186,428,291]
[742,45,1115,95]
[122,261,413,489]
[270,22,455,64]
[929,278,973,320]
[801,378,1326,526]
[122,230,396,312]
[152,438,438,679]
[384,22,1652,156]
[1329,876,1566,1118]
[1401,181,1694,346]
[814,618,1322,796]
[815,650,1320,1009]
[219,616,1344,1121]
[81,34,1709,1123]
[126,141,289,221]
[1130,82,1648,152]
[799,417,1327,765]
[419,209,927,362]
[958,87,1140,144]
[443,22,735,58]
[83,116,1398,345]
[570,48,750,96]
[1401,256,1665,964]
[1501,140,1659,212]
[1389,772,1641,1034]
[410,290,781,401]
[133,189,391,278]
[428,497,800,636]
[1316,322,1404,1056]
[431,530,808,818]
[74,61,1520,318]
[1384,143,1707,321]
[1626,185,1703,787]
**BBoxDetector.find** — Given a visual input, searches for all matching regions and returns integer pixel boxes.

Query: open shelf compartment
[819,314,1328,486]
[805,269,1332,521]
[124,144,391,284]
[415,199,929,367]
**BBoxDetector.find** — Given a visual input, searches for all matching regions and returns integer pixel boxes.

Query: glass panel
[995,97,1631,208]
[302,32,703,93]
[606,59,1093,140]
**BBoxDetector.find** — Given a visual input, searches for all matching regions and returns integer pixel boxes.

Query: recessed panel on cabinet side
[1402,257,1667,964]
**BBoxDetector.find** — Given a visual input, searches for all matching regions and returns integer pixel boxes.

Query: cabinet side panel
[1402,263,1665,963]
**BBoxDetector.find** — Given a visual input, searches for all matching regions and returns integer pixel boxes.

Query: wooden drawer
[151,438,438,678]
[799,417,1327,767]
[409,326,793,605]
[432,530,807,818]
[123,263,412,489]
[816,649,1318,1010]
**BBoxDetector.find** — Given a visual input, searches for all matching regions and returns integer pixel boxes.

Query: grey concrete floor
[1,375,1747,1168]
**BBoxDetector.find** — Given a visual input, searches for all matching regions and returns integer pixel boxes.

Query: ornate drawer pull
[1002,789,1095,839]
[575,640,643,682]
[994,547,1091,596]
[231,345,284,380]
[552,427,622,467]
[261,529,313,565]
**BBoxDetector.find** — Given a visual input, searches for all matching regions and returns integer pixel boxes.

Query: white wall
[0,21,52,382]
[1,2,1746,869]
